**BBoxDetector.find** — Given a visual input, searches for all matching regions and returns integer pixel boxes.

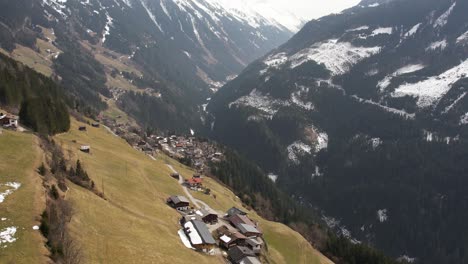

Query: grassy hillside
[0,130,48,263]
[55,119,332,264]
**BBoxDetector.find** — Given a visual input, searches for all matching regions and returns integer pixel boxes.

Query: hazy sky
[256,0,361,20]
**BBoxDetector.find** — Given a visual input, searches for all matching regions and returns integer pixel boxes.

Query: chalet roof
[187,178,202,184]
[246,238,262,247]
[196,208,217,218]
[228,246,255,263]
[239,256,261,264]
[169,195,190,204]
[229,214,255,227]
[237,224,261,235]
[227,207,247,217]
[187,220,216,245]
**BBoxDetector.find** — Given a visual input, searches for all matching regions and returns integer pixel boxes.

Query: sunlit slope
[56,119,332,264]
[0,130,48,263]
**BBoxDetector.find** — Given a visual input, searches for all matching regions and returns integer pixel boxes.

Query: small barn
[228,246,256,264]
[226,207,247,217]
[167,195,190,211]
[196,208,218,224]
[80,146,91,153]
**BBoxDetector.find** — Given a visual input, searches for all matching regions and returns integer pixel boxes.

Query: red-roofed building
[186,177,203,188]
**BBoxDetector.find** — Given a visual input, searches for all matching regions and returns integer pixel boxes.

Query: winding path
[166,164,216,212]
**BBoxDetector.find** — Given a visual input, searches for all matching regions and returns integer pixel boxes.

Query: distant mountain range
[207,0,468,263]
[0,0,295,130]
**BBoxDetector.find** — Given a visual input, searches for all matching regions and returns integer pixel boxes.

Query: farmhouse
[0,114,18,128]
[228,246,257,264]
[183,219,216,252]
[167,195,190,211]
[196,208,218,224]
[186,177,203,188]
[228,214,262,237]
[245,238,263,254]
[219,231,247,248]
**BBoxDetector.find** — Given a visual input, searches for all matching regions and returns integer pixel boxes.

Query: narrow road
[103,125,118,137]
[166,164,217,212]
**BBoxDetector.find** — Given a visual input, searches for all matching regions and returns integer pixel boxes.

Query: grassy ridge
[0,131,48,263]
[56,118,332,264]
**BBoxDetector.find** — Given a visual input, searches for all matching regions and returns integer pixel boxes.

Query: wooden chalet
[196,208,218,224]
[228,246,256,264]
[167,195,190,211]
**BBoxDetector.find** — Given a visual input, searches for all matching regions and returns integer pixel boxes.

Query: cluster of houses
[167,195,264,263]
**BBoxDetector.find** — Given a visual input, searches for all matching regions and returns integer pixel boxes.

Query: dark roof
[168,195,190,204]
[239,256,261,264]
[227,207,247,217]
[192,220,216,244]
[199,208,217,217]
[229,214,255,227]
[228,246,255,263]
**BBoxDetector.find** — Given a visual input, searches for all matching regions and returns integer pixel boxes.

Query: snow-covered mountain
[0,0,296,131]
[207,0,468,262]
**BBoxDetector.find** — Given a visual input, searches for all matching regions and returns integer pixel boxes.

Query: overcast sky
[257,0,361,20]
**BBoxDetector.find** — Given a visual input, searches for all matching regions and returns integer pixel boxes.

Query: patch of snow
[121,0,132,7]
[287,141,312,165]
[0,227,17,245]
[442,92,466,114]
[0,182,21,204]
[368,3,379,7]
[316,133,329,152]
[141,0,164,33]
[290,39,381,75]
[377,209,388,222]
[370,138,382,149]
[322,215,361,244]
[434,2,456,28]
[370,27,393,36]
[183,51,191,58]
[102,12,114,43]
[42,0,69,19]
[32,226,40,230]
[352,95,415,119]
[311,166,323,178]
[178,229,195,249]
[457,31,468,44]
[378,64,426,92]
[404,23,422,38]
[229,89,290,118]
[346,26,369,32]
[426,39,448,51]
[267,173,278,183]
[425,131,434,142]
[460,113,468,125]
[398,255,417,263]
[393,59,468,108]
[263,52,288,71]
[291,88,314,111]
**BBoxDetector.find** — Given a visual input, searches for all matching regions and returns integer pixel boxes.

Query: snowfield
[392,59,468,108]
[0,182,21,204]
[404,23,422,38]
[378,64,426,91]
[426,39,448,51]
[289,39,381,75]
[102,12,113,43]
[287,141,312,165]
[433,2,456,28]
[370,27,393,36]
[457,31,468,44]
[229,89,290,118]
